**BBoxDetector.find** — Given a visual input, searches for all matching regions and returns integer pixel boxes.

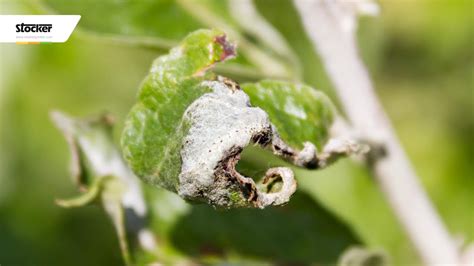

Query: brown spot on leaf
[214,34,236,61]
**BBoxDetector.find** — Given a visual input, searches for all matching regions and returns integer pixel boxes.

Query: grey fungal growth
[178,78,301,208]
[176,76,367,208]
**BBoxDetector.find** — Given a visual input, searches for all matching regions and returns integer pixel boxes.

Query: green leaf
[242,80,335,150]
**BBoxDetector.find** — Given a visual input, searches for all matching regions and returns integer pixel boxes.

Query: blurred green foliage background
[0,0,472,265]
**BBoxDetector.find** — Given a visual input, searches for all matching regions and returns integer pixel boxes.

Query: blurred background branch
[293,0,461,265]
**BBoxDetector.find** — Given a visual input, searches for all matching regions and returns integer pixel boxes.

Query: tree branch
[293,0,459,265]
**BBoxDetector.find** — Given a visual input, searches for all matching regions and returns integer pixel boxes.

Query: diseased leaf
[120,29,350,209]
[118,27,366,210]
[121,29,296,208]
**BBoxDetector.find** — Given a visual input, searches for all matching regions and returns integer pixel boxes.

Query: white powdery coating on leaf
[178,80,271,205]
[284,97,307,119]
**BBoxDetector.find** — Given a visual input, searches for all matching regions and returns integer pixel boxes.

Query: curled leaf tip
[257,167,297,208]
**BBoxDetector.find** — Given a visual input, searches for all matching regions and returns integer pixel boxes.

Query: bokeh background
[0,0,472,265]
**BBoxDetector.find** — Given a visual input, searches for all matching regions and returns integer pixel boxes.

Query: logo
[0,15,80,44]
[16,23,53,33]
